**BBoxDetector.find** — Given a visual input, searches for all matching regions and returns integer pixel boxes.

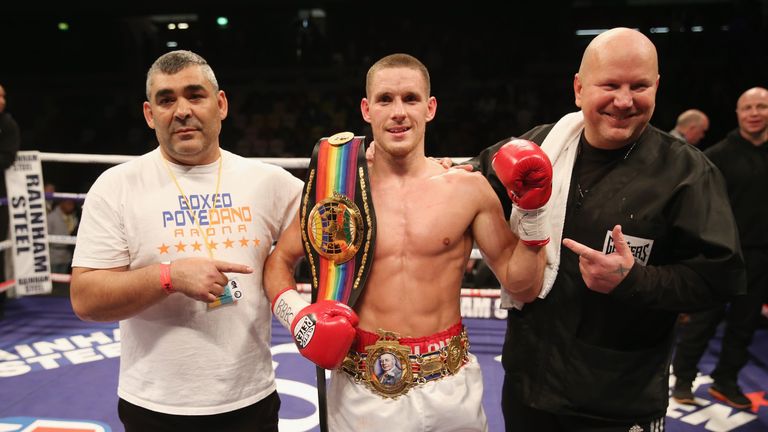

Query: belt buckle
[364,330,413,399]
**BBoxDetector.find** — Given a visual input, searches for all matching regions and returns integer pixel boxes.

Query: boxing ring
[0,152,766,432]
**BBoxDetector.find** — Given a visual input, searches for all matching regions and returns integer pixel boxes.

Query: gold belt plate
[306,192,363,264]
[364,330,413,398]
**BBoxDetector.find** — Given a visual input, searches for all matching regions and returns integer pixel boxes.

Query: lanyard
[161,152,223,259]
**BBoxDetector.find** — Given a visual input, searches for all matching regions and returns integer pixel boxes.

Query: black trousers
[502,375,664,432]
[672,248,768,386]
[118,391,280,432]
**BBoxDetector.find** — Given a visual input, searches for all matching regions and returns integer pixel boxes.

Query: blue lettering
[162,211,174,228]
[221,193,232,208]
[197,209,209,226]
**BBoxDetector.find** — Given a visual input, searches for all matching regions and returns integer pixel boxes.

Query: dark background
[1,1,767,193]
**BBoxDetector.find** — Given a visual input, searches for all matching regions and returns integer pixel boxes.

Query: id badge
[207,277,243,309]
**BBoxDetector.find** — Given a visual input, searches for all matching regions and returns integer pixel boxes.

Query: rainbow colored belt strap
[301,132,376,307]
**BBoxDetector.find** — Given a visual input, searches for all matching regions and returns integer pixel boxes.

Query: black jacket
[705,129,768,249]
[470,123,745,422]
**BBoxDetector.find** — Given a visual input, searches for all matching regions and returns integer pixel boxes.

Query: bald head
[676,109,707,127]
[737,87,768,108]
[574,27,660,149]
[674,109,709,146]
[736,86,768,145]
[579,28,658,78]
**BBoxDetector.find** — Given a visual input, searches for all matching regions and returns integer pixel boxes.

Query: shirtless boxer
[264,53,551,432]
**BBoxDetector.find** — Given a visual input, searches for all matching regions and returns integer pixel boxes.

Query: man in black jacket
[0,83,21,319]
[469,27,745,431]
[671,86,768,409]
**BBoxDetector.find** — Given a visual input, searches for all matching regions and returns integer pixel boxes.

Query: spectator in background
[47,198,79,274]
[672,87,768,409]
[0,85,21,163]
[0,83,21,319]
[669,109,709,146]
[44,182,56,213]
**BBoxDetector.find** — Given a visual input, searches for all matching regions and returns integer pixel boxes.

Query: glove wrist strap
[510,205,550,246]
[272,288,308,330]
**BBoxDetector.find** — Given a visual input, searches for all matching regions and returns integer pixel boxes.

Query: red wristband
[160,262,173,294]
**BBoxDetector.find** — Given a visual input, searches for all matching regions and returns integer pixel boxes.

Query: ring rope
[0,152,480,294]
[38,152,471,169]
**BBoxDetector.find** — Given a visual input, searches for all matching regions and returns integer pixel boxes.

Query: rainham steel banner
[4,151,51,295]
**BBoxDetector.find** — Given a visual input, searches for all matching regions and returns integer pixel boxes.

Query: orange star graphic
[158,243,170,254]
[223,238,234,249]
[239,237,250,247]
[208,241,218,250]
[747,391,768,413]
[191,241,202,251]
[253,238,261,247]
[175,241,186,252]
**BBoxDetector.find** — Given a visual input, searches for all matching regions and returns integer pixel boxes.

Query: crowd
[4,5,765,194]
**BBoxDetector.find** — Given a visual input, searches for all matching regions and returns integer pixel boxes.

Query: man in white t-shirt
[70,50,302,432]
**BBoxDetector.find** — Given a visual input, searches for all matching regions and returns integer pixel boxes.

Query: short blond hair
[366,53,430,97]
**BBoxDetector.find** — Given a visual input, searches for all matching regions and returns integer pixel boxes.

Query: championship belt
[341,329,470,399]
[301,131,376,307]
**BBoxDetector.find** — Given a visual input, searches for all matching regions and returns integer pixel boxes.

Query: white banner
[5,151,51,295]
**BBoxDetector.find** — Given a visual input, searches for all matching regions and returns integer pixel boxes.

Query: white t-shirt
[72,148,302,415]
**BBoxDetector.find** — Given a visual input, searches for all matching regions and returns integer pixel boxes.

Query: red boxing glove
[492,139,553,209]
[492,139,553,246]
[272,288,358,369]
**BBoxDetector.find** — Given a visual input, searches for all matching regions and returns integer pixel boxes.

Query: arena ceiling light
[166,22,191,30]
[575,29,609,36]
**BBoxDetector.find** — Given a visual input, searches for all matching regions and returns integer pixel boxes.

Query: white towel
[501,111,584,309]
